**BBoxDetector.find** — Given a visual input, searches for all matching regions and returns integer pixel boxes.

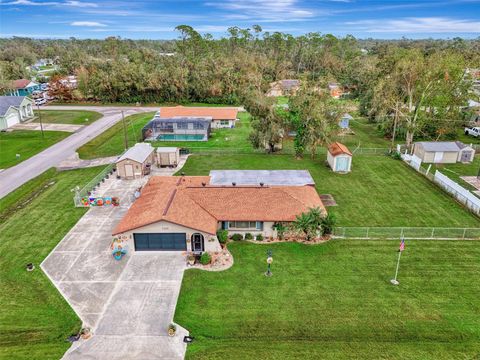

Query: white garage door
[6,113,19,128]
[433,151,444,163]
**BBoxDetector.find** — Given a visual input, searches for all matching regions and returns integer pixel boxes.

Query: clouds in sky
[71,21,107,27]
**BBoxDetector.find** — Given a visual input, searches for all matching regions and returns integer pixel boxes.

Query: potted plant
[168,323,176,337]
[187,253,195,266]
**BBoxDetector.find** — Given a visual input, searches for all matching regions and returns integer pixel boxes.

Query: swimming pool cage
[142,116,211,142]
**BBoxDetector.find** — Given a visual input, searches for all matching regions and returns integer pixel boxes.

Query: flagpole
[390,238,404,285]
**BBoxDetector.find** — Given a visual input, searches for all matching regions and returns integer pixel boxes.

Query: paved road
[0,106,157,199]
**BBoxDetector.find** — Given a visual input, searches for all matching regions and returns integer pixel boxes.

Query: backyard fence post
[400,228,404,239]
[366,227,369,238]
[431,228,435,239]
[463,228,467,240]
[343,227,346,238]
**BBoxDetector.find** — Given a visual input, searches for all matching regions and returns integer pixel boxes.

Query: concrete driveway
[41,174,188,359]
[0,105,157,199]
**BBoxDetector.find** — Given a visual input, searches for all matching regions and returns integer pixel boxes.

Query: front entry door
[192,233,204,252]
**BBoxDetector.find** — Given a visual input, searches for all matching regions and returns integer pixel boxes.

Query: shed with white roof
[115,143,155,179]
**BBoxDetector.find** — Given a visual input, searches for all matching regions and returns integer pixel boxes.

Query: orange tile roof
[328,142,352,156]
[12,79,31,89]
[112,176,325,235]
[159,106,238,121]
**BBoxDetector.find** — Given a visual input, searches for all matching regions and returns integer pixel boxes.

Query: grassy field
[33,110,102,125]
[0,167,101,359]
[180,153,480,227]
[175,240,480,359]
[77,112,154,159]
[0,130,70,169]
[420,156,480,191]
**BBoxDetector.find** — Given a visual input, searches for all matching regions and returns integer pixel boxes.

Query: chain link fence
[333,227,480,240]
[73,164,115,207]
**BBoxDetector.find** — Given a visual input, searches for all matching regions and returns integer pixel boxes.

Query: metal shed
[413,141,474,164]
[156,147,180,167]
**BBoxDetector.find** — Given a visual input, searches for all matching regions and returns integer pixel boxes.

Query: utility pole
[37,103,45,139]
[121,110,128,150]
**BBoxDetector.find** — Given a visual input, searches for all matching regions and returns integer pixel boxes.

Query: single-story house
[266,79,300,97]
[0,96,35,130]
[157,147,180,167]
[142,116,212,141]
[157,106,238,129]
[209,170,315,186]
[112,175,325,252]
[413,141,474,164]
[327,142,352,173]
[115,143,155,179]
[8,79,41,96]
[339,113,353,129]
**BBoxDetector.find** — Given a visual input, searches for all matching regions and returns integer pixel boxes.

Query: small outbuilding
[413,141,474,164]
[116,143,155,179]
[339,113,353,129]
[157,147,180,167]
[327,142,352,173]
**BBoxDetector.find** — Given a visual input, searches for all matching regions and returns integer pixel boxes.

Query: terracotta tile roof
[328,142,352,156]
[112,176,325,235]
[11,79,31,89]
[158,106,238,121]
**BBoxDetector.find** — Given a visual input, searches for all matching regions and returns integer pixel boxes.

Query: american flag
[399,238,405,252]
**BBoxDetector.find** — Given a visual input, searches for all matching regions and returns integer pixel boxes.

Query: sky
[1,0,480,40]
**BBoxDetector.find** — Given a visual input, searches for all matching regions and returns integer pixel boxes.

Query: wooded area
[1,26,479,148]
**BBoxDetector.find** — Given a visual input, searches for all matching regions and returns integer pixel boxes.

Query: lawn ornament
[111,237,128,260]
[104,197,112,206]
[112,197,120,206]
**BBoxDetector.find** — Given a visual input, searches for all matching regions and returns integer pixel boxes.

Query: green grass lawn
[0,130,70,169]
[77,112,154,159]
[179,153,480,228]
[33,110,102,125]
[176,240,480,359]
[0,166,102,359]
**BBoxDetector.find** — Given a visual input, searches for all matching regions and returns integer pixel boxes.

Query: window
[228,221,263,230]
[193,122,204,130]
[177,122,188,129]
[220,120,229,126]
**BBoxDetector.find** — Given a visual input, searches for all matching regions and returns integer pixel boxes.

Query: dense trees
[0,30,479,146]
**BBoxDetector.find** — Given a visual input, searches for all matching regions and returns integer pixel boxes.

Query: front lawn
[179,153,480,228]
[33,110,103,125]
[0,130,70,169]
[175,240,480,359]
[0,167,102,359]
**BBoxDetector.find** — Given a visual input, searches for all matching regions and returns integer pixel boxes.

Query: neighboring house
[8,79,41,96]
[327,142,352,173]
[112,175,325,252]
[142,116,212,141]
[328,83,343,98]
[58,75,78,89]
[158,106,238,129]
[413,141,474,164]
[339,113,353,129]
[115,143,155,179]
[266,79,300,97]
[156,147,180,167]
[0,96,34,130]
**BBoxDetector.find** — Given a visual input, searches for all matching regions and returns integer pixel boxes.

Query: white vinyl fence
[433,170,480,215]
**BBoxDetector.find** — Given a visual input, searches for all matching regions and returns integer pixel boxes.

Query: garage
[133,233,187,251]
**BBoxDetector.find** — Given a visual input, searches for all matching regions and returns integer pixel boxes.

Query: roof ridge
[163,189,177,216]
[279,187,313,208]
[182,188,220,221]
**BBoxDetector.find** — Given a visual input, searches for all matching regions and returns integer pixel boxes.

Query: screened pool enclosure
[142,116,212,142]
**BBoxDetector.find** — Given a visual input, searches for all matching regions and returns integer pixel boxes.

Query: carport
[134,233,187,251]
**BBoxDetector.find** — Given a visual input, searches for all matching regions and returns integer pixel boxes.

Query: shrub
[200,252,211,265]
[244,233,254,240]
[216,229,228,244]
[321,213,336,235]
[256,234,264,241]
[231,233,243,241]
[390,151,402,160]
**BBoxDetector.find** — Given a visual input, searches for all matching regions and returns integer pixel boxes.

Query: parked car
[40,83,49,90]
[464,126,480,137]
[34,98,47,106]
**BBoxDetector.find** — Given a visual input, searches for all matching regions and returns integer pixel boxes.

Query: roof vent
[232,182,236,186]
[260,182,264,187]
[202,182,206,187]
